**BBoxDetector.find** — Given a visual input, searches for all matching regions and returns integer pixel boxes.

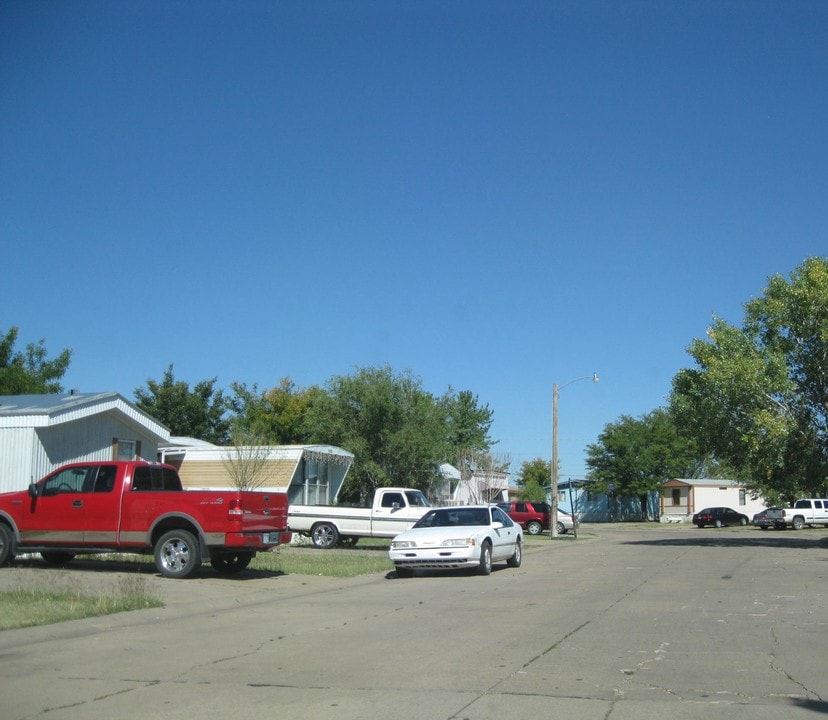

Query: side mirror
[492,521,503,529]
[28,483,40,498]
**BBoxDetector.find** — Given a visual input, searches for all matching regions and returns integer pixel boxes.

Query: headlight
[441,538,475,547]
[391,540,416,549]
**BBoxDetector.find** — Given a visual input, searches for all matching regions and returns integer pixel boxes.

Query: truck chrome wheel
[311,522,340,549]
[155,529,202,579]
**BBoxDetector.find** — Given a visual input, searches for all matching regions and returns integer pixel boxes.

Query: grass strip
[251,543,395,577]
[0,573,163,631]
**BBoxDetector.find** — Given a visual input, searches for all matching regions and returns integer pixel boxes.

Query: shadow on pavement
[621,532,828,550]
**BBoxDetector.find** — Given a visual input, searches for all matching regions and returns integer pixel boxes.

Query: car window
[457,508,488,526]
[381,492,404,508]
[132,466,183,491]
[93,465,118,493]
[404,490,431,507]
[41,466,95,495]
[492,507,514,527]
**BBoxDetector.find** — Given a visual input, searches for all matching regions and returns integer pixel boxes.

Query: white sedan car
[389,505,523,578]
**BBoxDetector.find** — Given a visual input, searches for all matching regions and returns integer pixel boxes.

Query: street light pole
[551,373,599,538]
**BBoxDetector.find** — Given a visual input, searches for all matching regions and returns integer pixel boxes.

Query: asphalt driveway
[0,524,825,720]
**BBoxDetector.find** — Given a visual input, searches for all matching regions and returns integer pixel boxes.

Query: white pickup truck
[766,499,828,529]
[289,487,432,548]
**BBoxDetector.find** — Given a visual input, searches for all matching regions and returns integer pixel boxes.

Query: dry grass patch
[0,570,162,631]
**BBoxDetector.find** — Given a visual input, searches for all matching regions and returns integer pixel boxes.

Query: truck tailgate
[236,492,289,532]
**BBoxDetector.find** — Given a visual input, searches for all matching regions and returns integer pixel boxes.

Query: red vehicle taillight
[227,499,244,518]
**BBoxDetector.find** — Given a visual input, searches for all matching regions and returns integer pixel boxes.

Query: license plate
[263,533,276,544]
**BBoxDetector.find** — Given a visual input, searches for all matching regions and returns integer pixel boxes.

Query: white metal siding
[693,486,765,517]
[2,417,162,493]
[0,428,36,493]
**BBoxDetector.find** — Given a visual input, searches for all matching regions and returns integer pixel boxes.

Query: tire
[556,521,567,535]
[791,516,805,530]
[507,540,522,568]
[526,520,543,535]
[714,520,723,528]
[154,529,201,579]
[395,565,414,578]
[759,526,768,531]
[739,517,747,526]
[478,541,492,576]
[696,523,705,528]
[0,524,13,566]
[311,522,340,549]
[211,551,253,574]
[40,551,76,565]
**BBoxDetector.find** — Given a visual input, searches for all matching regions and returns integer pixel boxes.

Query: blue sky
[2,1,826,478]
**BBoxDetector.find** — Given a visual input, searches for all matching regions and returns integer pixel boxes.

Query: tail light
[227,499,244,518]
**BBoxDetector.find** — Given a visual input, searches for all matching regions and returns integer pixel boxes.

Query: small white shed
[0,392,170,493]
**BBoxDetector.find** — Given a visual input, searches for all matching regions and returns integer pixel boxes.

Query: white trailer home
[158,440,354,507]
[660,478,767,523]
[0,392,170,493]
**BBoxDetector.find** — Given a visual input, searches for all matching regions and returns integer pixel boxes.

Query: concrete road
[0,524,825,720]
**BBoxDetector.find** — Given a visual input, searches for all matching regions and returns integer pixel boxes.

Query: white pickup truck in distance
[289,487,432,548]
[766,499,828,529]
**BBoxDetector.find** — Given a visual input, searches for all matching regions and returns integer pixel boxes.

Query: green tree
[514,458,550,503]
[230,378,317,444]
[134,365,231,444]
[671,257,828,503]
[0,326,71,394]
[440,388,494,458]
[301,365,449,500]
[585,408,701,520]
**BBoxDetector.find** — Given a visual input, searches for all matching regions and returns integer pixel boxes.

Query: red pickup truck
[0,461,290,578]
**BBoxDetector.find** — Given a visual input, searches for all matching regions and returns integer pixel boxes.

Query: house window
[739,488,746,506]
[302,457,329,505]
[671,489,681,506]
[113,438,140,461]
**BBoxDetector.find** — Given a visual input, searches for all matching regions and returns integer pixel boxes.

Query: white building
[660,478,767,522]
[158,440,354,506]
[0,392,170,493]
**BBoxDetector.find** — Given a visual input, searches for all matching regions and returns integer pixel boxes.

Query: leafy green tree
[671,258,828,503]
[134,365,231,444]
[440,388,494,458]
[514,458,550,503]
[230,378,317,444]
[301,365,449,500]
[585,408,701,520]
[0,326,71,394]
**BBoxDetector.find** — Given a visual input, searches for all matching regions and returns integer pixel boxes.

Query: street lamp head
[592,373,600,384]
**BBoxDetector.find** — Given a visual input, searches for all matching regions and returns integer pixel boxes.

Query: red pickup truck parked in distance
[0,461,291,578]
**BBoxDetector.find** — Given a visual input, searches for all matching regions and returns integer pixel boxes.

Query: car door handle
[72,500,83,508]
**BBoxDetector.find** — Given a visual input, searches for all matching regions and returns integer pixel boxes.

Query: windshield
[413,507,490,528]
[404,490,431,507]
